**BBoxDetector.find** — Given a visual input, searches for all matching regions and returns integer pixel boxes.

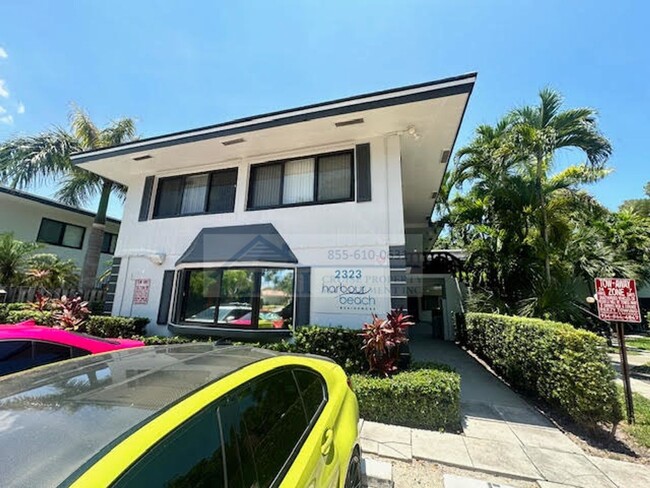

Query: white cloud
[0,105,5,114]
[0,80,8,98]
[0,47,7,59]
[16,102,24,114]
[0,114,14,125]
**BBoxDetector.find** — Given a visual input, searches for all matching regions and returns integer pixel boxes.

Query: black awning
[175,223,298,266]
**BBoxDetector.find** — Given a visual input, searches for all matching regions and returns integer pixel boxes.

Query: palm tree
[25,253,79,290]
[445,110,617,322]
[509,89,612,283]
[0,233,41,286]
[0,108,136,288]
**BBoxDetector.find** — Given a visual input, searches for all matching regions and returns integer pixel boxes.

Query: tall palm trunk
[80,181,111,289]
[536,154,551,283]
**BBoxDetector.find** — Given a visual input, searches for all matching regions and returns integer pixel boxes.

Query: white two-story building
[72,73,476,339]
[0,186,121,280]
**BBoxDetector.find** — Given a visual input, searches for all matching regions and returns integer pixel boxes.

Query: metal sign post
[615,322,635,423]
[595,278,642,425]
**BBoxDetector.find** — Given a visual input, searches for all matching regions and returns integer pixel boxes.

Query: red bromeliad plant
[360,309,414,376]
[28,291,52,312]
[52,295,90,331]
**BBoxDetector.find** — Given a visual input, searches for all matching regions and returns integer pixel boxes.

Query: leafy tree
[221,270,254,298]
[440,90,648,329]
[509,89,612,282]
[0,108,136,288]
[620,181,650,217]
[0,233,40,286]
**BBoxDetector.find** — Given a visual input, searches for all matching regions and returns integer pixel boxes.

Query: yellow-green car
[0,344,361,487]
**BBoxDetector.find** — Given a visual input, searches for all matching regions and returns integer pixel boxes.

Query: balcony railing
[405,251,465,276]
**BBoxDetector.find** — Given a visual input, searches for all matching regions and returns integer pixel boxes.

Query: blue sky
[0,0,647,219]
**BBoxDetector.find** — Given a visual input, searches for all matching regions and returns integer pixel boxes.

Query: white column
[385,134,405,246]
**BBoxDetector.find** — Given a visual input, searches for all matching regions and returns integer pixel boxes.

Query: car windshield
[0,344,275,488]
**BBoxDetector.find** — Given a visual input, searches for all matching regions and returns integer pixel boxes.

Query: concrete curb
[361,457,394,488]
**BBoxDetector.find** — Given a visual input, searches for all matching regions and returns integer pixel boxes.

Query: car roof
[0,343,278,488]
[0,322,128,351]
[0,322,70,340]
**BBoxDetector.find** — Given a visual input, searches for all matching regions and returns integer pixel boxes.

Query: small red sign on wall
[133,278,151,305]
[595,278,641,323]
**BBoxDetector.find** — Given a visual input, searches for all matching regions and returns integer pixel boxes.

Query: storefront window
[217,269,255,326]
[177,267,294,329]
[260,269,294,329]
[182,269,220,324]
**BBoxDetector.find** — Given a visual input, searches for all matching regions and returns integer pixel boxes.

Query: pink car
[0,320,143,377]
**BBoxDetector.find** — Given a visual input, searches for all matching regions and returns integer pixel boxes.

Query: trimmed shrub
[352,364,461,431]
[264,326,367,374]
[6,309,56,326]
[85,316,149,338]
[465,312,622,428]
[1,302,36,322]
[137,335,213,345]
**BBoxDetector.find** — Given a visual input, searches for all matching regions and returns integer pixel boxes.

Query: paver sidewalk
[360,419,650,487]
[361,331,650,487]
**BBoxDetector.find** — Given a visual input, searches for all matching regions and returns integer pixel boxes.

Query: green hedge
[138,335,213,345]
[352,364,461,431]
[0,304,149,339]
[5,309,56,326]
[85,316,149,338]
[262,326,367,374]
[465,312,622,427]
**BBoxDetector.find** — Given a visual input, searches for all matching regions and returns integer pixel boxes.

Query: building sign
[595,278,641,323]
[133,278,151,305]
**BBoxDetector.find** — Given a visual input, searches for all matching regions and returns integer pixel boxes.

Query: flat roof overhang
[73,73,476,227]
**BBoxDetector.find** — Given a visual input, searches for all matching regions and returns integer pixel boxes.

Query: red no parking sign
[595,278,641,323]
[595,277,641,424]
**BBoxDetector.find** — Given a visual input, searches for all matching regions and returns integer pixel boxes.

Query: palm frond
[110,182,128,202]
[538,88,563,127]
[547,165,612,192]
[0,130,79,188]
[54,166,103,207]
[100,118,137,147]
[70,107,101,150]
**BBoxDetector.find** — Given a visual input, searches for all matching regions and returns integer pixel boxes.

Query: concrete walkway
[359,327,650,487]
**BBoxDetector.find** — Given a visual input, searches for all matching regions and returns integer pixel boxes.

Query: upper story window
[37,218,85,249]
[247,150,354,210]
[152,168,238,219]
[101,232,118,254]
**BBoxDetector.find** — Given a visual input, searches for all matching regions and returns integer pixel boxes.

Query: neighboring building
[0,186,121,280]
[72,73,476,339]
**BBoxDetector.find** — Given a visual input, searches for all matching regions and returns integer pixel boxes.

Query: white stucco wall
[111,136,406,334]
[0,192,121,279]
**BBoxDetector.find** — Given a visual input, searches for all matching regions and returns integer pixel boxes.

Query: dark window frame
[101,232,118,254]
[36,218,86,250]
[174,266,296,330]
[152,167,238,219]
[247,149,355,211]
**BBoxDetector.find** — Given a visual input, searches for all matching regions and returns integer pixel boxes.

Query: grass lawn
[624,337,650,351]
[619,388,650,448]
[608,346,641,356]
